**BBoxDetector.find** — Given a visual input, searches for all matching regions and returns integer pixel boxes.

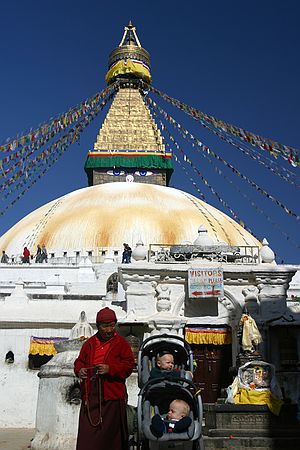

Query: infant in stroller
[150,398,192,437]
[149,351,193,380]
[137,334,203,449]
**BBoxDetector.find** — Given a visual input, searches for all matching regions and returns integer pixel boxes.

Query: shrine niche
[5,351,14,364]
[240,362,272,389]
[28,336,68,370]
[226,360,283,416]
[106,272,118,293]
[66,381,81,405]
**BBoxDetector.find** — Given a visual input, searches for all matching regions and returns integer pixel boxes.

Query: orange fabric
[93,338,112,366]
[74,333,134,402]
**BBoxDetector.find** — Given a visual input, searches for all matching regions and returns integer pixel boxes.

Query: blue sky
[0,0,299,263]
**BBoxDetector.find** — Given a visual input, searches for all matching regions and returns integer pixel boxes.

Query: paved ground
[0,429,35,450]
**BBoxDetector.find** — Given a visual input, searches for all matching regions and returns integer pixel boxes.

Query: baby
[149,352,193,380]
[150,399,192,437]
[149,352,180,379]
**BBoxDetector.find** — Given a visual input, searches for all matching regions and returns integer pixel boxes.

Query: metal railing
[148,244,261,264]
[2,244,261,266]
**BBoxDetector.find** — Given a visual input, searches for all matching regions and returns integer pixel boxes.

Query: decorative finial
[106,23,151,85]
[132,240,147,261]
[193,224,216,246]
[119,22,141,47]
[260,238,276,264]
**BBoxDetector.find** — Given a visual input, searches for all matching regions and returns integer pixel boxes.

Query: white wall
[0,328,70,427]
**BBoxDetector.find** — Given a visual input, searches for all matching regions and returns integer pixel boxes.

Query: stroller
[136,334,204,449]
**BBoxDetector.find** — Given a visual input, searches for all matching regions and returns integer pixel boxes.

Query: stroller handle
[139,333,193,353]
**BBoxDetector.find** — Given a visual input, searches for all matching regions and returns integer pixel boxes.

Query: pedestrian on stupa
[22,247,30,263]
[74,307,135,450]
[1,250,9,264]
[122,243,132,263]
[35,244,42,263]
[41,244,48,263]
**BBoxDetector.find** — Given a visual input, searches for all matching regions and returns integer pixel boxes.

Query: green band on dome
[84,154,173,171]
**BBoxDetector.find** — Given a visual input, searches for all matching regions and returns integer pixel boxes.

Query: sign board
[188,267,224,298]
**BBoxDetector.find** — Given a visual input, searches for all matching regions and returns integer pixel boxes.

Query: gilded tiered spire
[94,89,164,151]
[85,23,173,187]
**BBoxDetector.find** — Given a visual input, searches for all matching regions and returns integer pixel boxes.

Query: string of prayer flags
[0,82,117,169]
[0,92,115,214]
[156,116,254,236]
[152,100,300,248]
[187,112,299,188]
[146,96,300,221]
[147,84,299,168]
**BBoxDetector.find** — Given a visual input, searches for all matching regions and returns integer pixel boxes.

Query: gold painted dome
[0,183,260,255]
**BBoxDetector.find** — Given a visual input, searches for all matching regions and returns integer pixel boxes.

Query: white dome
[0,182,260,254]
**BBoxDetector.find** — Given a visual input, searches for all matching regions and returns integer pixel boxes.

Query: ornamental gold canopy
[105,21,152,85]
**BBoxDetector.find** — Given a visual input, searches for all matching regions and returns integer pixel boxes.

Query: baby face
[157,354,174,371]
[167,401,186,421]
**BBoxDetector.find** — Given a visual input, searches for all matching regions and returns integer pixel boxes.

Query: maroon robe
[74,332,134,450]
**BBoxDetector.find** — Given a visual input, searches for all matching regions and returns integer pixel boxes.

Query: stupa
[0,22,260,258]
[0,23,299,450]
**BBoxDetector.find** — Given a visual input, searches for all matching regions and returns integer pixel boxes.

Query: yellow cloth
[29,338,57,356]
[185,329,231,345]
[105,59,152,84]
[233,387,283,416]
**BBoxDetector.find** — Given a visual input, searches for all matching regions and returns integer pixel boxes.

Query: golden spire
[85,23,173,188]
[118,21,142,47]
[85,87,173,186]
[105,22,151,85]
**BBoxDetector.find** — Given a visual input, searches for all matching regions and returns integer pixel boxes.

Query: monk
[74,307,135,450]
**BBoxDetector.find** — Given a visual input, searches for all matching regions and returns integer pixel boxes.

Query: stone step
[203,436,300,449]
[207,428,300,437]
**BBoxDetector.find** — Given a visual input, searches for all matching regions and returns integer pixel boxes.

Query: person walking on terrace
[122,243,132,263]
[1,250,9,263]
[22,247,30,263]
